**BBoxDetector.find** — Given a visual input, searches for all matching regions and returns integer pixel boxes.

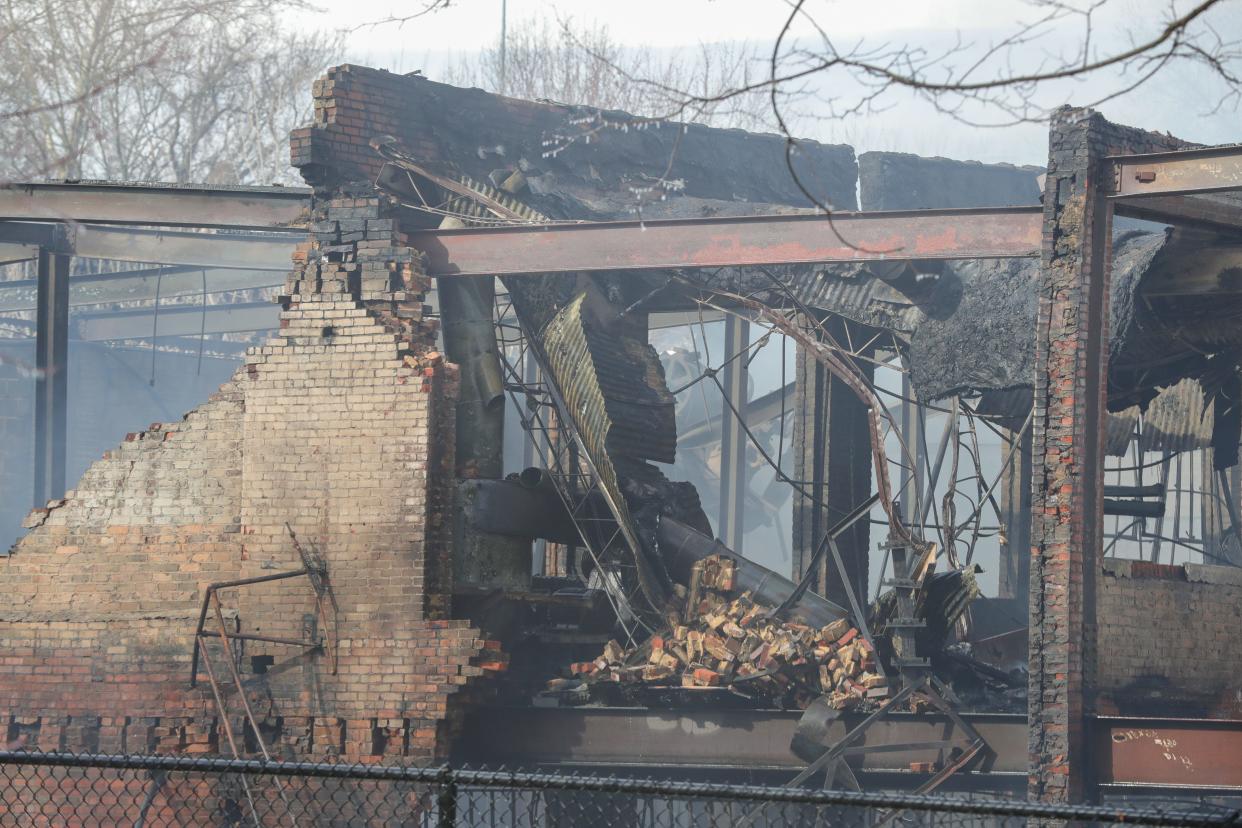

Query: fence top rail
[1,751,1238,827]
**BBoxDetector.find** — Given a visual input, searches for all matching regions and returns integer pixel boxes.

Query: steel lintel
[405,206,1043,277]
[0,181,310,230]
[1096,717,1242,790]
[1108,145,1242,198]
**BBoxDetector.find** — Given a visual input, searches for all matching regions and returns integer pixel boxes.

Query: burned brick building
[3,63,1242,817]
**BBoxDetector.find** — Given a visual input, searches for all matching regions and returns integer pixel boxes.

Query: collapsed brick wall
[0,343,242,557]
[1095,559,1242,717]
[0,192,490,763]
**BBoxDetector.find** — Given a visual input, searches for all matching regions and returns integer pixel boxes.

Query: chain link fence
[1,750,1239,827]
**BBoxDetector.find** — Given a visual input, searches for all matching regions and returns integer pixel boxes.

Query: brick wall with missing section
[0,104,501,760]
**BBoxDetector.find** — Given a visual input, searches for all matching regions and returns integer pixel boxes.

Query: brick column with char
[1029,108,1188,803]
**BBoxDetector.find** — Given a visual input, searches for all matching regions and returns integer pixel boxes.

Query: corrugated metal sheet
[1140,378,1214,454]
[1106,408,1140,457]
[776,266,925,333]
[1107,378,1213,456]
[541,293,673,610]
[962,382,1211,457]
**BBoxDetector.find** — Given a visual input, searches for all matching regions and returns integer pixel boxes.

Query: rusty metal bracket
[186,527,333,826]
[189,527,337,688]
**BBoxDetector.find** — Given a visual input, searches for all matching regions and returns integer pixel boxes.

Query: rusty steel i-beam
[1108,145,1242,198]
[406,206,1043,277]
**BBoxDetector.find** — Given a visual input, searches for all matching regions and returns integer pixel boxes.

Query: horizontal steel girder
[0,222,299,269]
[457,707,1242,790]
[0,181,310,229]
[0,266,281,313]
[1097,716,1242,790]
[1109,146,1242,198]
[405,206,1043,276]
[457,706,1026,774]
[74,300,278,341]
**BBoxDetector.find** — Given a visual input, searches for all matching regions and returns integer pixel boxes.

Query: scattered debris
[541,554,889,710]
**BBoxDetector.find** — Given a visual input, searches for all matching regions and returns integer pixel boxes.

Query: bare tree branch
[0,0,341,185]
[350,0,454,32]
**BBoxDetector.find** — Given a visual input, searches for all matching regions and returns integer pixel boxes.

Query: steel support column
[718,315,749,550]
[792,316,873,606]
[33,247,70,508]
[998,426,1032,601]
[899,375,924,534]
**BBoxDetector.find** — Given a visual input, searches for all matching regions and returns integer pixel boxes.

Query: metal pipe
[466,475,582,545]
[199,631,320,648]
[190,568,310,685]
[1103,483,1165,498]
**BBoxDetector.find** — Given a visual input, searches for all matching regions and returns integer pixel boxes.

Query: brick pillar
[792,316,872,608]
[1029,108,1110,803]
[1029,108,1189,803]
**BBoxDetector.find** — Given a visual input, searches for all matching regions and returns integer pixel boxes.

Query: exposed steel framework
[2,144,1242,796]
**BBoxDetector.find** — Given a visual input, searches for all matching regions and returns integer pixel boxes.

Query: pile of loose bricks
[554,554,887,710]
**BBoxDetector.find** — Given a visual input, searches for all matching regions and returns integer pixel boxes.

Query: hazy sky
[287,0,1242,166]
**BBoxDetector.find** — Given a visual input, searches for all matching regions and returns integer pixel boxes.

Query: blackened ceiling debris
[390,78,857,223]
[378,77,1242,480]
[858,151,1044,211]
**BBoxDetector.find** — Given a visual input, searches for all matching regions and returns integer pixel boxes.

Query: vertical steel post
[899,374,924,536]
[998,426,1032,600]
[718,315,749,550]
[33,247,69,508]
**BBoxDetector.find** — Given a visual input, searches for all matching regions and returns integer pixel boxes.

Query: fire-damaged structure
[3,64,1242,817]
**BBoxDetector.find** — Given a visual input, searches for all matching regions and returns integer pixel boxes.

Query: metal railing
[2,750,1239,827]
